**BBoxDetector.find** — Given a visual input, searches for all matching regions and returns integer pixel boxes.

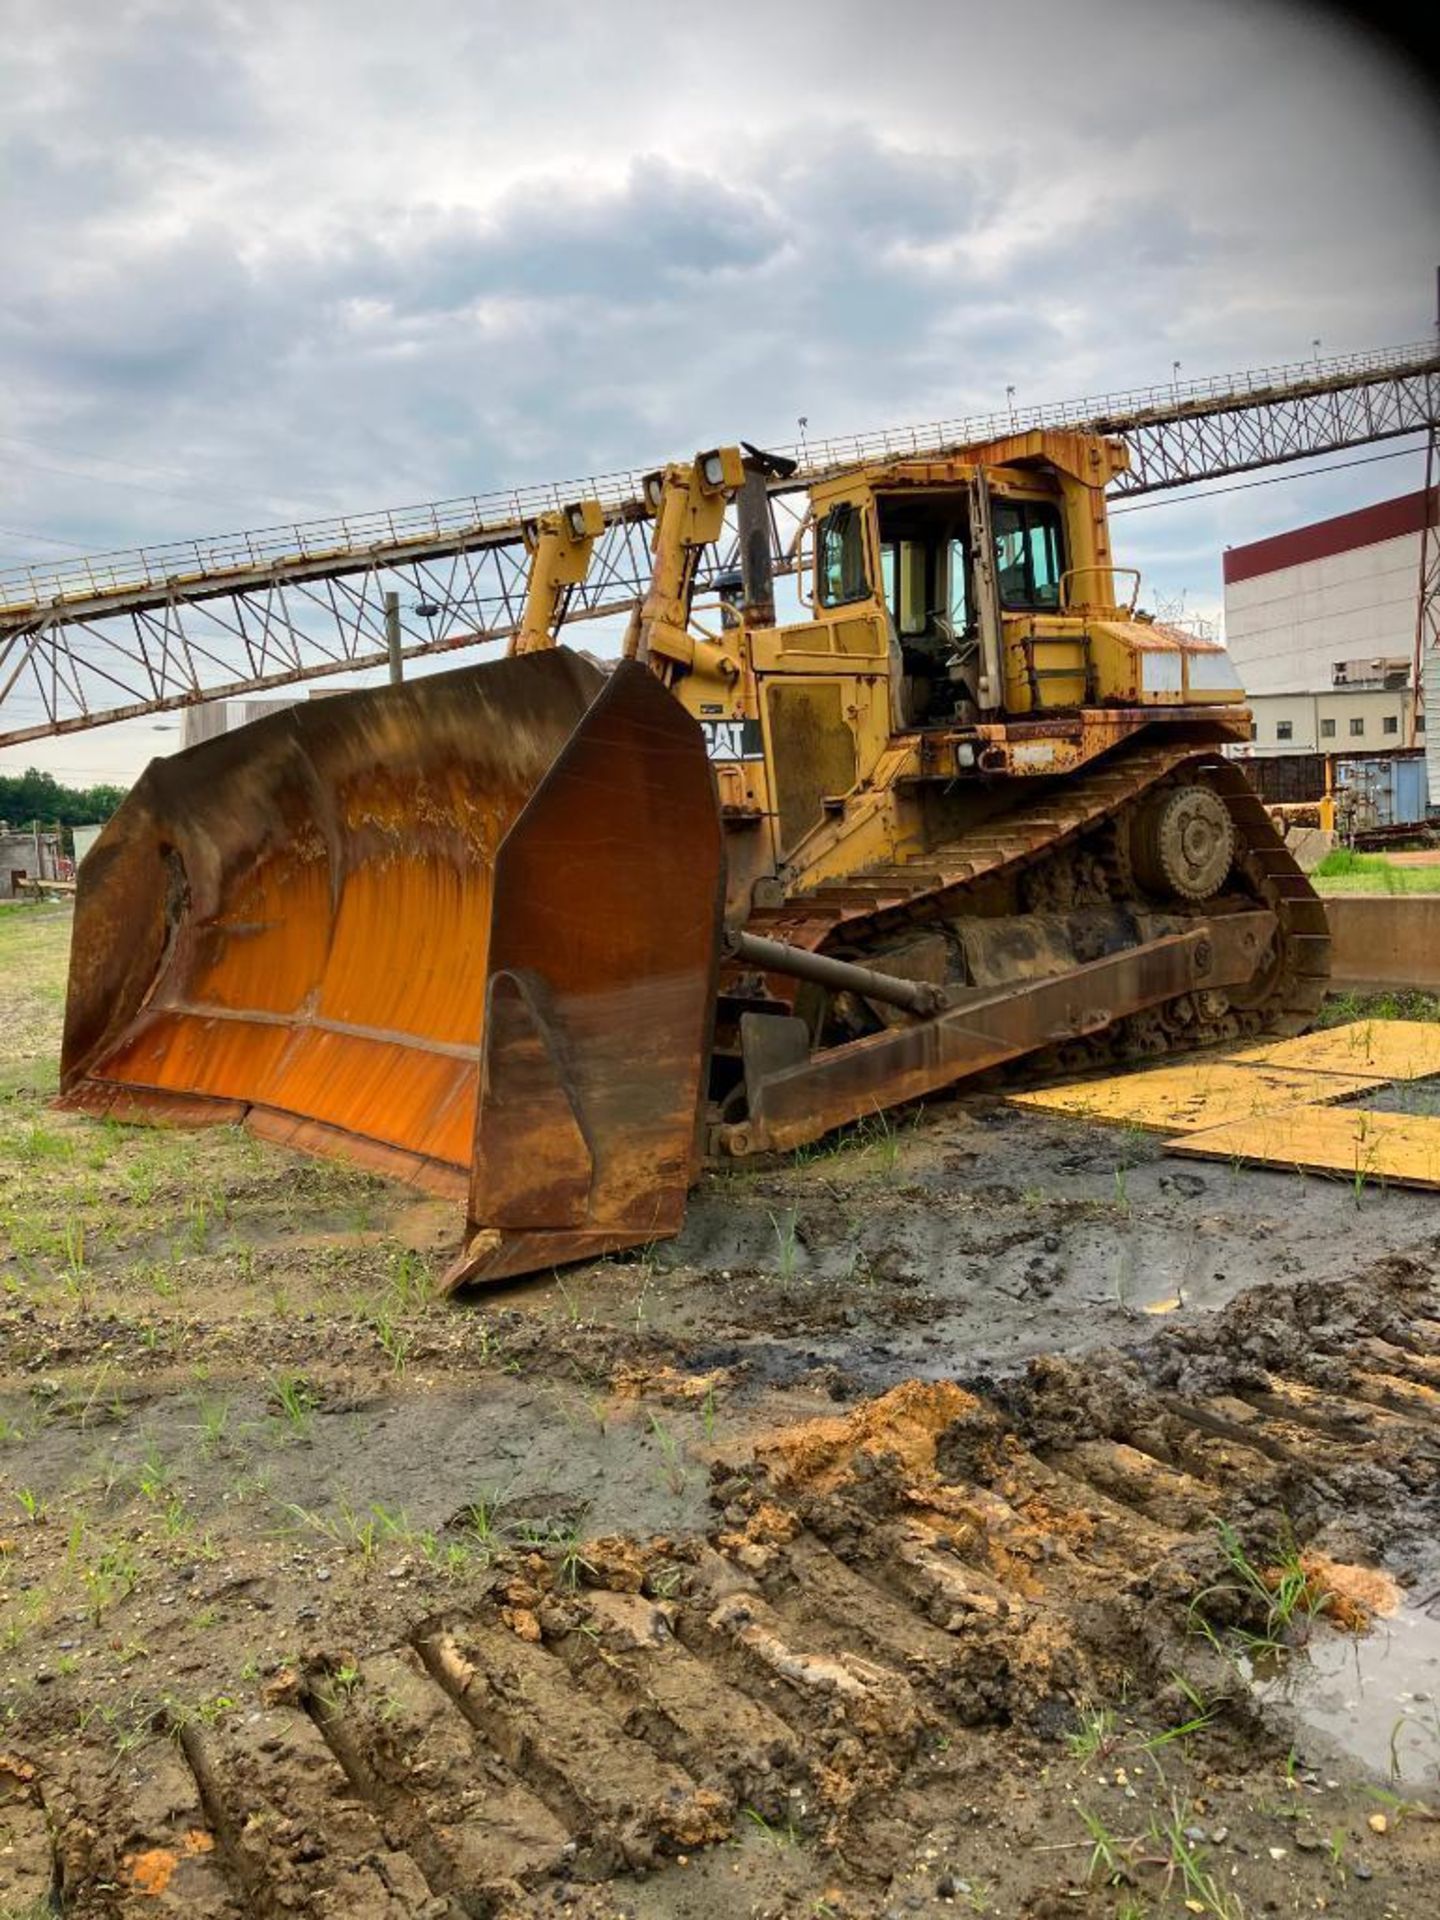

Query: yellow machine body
[59,429,1326,1287]
[657,431,1249,925]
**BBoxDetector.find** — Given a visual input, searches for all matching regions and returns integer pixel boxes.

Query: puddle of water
[1355,1075,1440,1119]
[1260,1587,1440,1785]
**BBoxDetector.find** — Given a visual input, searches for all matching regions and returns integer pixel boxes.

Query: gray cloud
[1,1,1436,609]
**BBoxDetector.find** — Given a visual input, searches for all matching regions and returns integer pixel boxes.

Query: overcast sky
[3,0,1438,783]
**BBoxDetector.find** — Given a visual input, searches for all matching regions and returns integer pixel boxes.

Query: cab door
[748,492,891,860]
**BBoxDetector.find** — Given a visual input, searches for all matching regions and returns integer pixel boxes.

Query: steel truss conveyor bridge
[2,341,1437,747]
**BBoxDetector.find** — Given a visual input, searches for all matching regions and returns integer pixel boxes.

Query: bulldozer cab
[809,454,1091,730]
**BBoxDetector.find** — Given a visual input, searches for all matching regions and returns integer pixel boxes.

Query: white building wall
[72,823,105,867]
[1245,687,1415,755]
[179,694,305,750]
[1224,531,1422,696]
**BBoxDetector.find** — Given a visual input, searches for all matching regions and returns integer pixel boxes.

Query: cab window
[947,535,969,632]
[875,505,971,646]
[993,500,1064,609]
[817,503,870,607]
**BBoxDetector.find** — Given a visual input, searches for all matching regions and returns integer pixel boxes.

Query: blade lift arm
[510,499,606,655]
[968,465,1005,712]
[625,447,746,681]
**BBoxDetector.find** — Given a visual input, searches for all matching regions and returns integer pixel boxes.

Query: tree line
[0,767,128,831]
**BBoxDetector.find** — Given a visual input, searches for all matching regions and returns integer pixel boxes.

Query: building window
[1349,717,1364,738]
[1275,720,1293,741]
[1418,713,1427,734]
[1320,717,1336,739]
[1383,715,1399,736]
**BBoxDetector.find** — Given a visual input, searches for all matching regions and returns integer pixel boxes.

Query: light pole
[1005,385,1016,428]
[1172,359,1182,397]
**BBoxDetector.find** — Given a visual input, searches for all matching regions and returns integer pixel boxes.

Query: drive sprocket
[1129,783,1235,901]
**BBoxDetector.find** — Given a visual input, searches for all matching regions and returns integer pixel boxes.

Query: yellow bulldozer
[57,429,1329,1286]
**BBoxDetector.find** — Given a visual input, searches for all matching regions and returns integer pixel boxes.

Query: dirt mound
[756,1379,980,1492]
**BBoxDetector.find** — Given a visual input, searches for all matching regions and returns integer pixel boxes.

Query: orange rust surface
[98,1009,479,1168]
[60,652,604,1174]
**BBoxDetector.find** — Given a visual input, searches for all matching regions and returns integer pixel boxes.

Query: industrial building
[1223,487,1436,806]
[0,825,64,897]
[180,694,306,749]
[1242,676,1417,755]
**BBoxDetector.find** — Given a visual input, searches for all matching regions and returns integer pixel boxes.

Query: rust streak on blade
[59,650,606,1179]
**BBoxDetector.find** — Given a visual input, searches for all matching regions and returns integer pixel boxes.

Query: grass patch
[1310,849,1440,895]
[788,1105,918,1173]
[1316,986,1440,1028]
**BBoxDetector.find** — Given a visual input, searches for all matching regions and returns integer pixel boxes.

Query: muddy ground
[2,901,1439,1919]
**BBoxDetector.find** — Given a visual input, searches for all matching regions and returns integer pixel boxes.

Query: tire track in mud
[13,1265,1438,1916]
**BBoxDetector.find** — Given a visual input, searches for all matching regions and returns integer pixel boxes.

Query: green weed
[195,1397,231,1454]
[135,1445,175,1503]
[384,1246,432,1312]
[1150,1797,1242,1918]
[82,1541,141,1625]
[369,1307,413,1376]
[648,1412,688,1496]
[267,1371,320,1435]
[1188,1518,1332,1659]
[1067,1703,1120,1765]
[741,1804,800,1848]
[164,1690,237,1731]
[1077,1805,1130,1886]
[768,1208,800,1279]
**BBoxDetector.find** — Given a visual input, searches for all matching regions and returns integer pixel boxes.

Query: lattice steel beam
[2,342,1437,747]
[1105,363,1439,493]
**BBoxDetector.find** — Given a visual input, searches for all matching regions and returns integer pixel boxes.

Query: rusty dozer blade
[58,654,724,1285]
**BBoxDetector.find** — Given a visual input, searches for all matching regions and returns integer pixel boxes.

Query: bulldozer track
[766,735,1331,1060]
[12,1266,1436,1918]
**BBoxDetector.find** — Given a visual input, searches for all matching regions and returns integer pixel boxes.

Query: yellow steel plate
[1167,1105,1440,1191]
[1228,1020,1440,1082]
[1007,1060,1383,1135]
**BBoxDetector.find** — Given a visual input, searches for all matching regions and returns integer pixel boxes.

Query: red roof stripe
[1222,488,1438,586]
